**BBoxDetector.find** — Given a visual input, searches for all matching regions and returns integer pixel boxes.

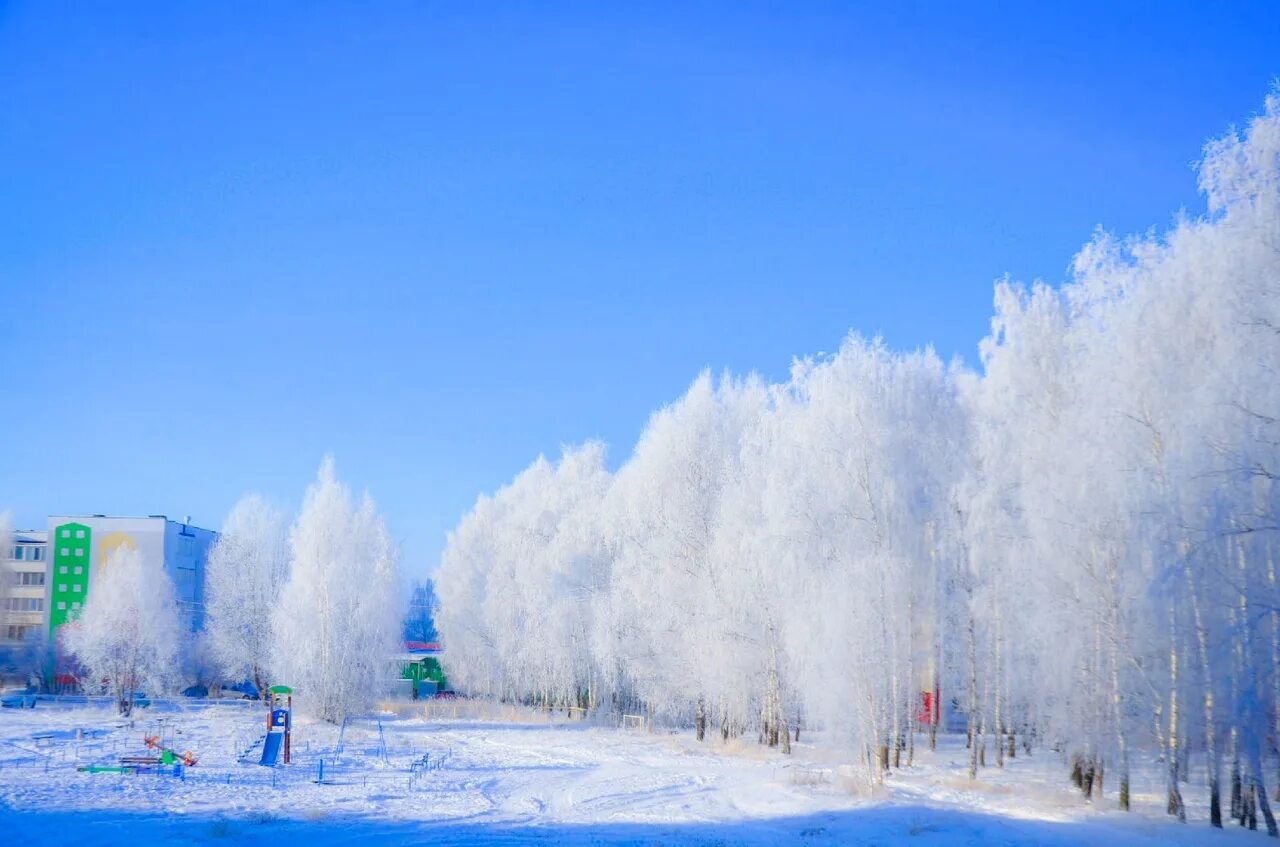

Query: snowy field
[0,700,1264,846]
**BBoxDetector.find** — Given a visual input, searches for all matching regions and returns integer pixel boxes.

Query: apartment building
[44,515,217,642]
[2,530,49,646]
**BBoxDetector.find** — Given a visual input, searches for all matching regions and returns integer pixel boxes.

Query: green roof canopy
[268,685,292,695]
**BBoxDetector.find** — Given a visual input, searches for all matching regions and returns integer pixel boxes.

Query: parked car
[227,679,260,700]
[0,686,36,709]
[182,684,209,698]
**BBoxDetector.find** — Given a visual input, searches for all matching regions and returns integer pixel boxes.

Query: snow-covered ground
[0,699,1263,845]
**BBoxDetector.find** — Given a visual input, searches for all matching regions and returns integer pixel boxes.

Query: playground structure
[260,684,293,766]
[77,761,184,776]
[76,727,199,777]
[142,733,197,766]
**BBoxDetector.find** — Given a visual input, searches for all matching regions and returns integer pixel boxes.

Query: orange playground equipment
[143,734,198,767]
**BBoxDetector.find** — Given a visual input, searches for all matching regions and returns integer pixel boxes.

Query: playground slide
[258,731,283,766]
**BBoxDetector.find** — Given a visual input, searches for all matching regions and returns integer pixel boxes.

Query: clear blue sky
[2,2,1277,577]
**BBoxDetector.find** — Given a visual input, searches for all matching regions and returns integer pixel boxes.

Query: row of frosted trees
[436,96,1280,827]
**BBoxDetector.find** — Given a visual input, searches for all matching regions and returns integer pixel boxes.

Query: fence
[24,694,261,714]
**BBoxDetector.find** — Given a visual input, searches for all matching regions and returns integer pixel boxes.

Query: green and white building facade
[44,515,217,642]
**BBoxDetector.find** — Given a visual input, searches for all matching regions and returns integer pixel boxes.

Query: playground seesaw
[76,733,198,776]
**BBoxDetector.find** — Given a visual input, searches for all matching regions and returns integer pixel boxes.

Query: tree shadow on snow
[0,803,1240,847]
[392,720,600,734]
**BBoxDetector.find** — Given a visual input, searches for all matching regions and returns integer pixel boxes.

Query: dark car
[226,680,260,699]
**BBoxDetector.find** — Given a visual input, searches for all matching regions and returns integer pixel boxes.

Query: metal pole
[285,694,291,764]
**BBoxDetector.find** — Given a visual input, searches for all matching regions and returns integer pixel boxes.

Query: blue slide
[258,731,283,766]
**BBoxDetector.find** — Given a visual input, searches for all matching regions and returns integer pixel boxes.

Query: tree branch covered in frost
[436,94,1280,825]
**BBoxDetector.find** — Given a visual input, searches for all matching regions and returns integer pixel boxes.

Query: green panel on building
[48,522,91,634]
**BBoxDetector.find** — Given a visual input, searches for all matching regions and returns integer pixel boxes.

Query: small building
[394,641,447,698]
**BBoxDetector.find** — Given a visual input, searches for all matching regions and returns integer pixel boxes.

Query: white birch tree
[204,493,289,698]
[62,547,182,715]
[272,457,403,722]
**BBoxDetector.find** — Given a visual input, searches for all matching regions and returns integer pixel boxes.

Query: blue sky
[2,2,1278,577]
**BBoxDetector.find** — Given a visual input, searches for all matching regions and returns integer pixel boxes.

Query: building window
[73,566,82,575]
[60,547,68,556]
[74,548,83,557]
[71,602,80,610]
[11,546,23,561]
[58,584,67,593]
[32,547,45,561]
[61,529,69,539]
[4,598,42,611]
[20,598,40,611]
[72,585,81,593]
[75,529,85,539]
[57,602,66,611]
[59,566,67,574]
[13,572,45,586]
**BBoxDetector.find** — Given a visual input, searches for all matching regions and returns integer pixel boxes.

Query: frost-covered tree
[272,457,403,722]
[204,494,289,699]
[62,547,182,715]
[601,373,762,732]
[761,340,959,776]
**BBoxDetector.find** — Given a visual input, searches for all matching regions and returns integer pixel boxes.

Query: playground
[0,698,1268,846]
[0,694,460,810]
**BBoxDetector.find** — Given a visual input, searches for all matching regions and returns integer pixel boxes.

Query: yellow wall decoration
[97,531,137,570]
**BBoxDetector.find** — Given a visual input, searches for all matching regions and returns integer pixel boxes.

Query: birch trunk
[1109,627,1129,810]
[1186,554,1223,827]
[994,591,1005,769]
[967,612,979,780]
[1167,604,1185,821]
